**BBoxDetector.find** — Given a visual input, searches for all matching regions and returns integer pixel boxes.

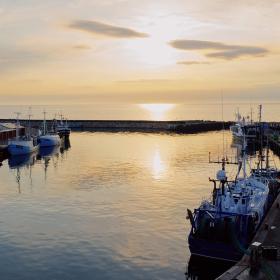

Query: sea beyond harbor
[0,103,280,122]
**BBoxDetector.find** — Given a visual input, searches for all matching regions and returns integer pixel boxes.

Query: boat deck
[216,194,280,279]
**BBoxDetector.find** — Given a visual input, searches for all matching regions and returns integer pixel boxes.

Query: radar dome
[216,170,227,181]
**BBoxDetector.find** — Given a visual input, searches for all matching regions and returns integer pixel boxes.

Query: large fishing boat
[187,140,270,262]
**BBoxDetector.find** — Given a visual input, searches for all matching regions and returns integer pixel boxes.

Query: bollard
[250,242,262,275]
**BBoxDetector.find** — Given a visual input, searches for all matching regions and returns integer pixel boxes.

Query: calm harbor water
[0,131,278,279]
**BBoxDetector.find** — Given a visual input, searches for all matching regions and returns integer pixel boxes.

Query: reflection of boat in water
[8,152,37,193]
[7,133,71,192]
[60,137,71,153]
[0,148,9,167]
[38,145,60,158]
[186,255,233,280]
[8,152,37,169]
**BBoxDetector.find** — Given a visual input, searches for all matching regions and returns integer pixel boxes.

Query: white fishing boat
[8,113,39,156]
[230,122,244,139]
[230,107,261,142]
[230,109,246,140]
[38,111,61,147]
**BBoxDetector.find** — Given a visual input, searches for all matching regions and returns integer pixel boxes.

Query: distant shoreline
[0,119,233,134]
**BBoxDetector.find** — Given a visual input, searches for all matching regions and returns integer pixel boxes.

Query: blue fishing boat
[187,141,270,262]
[38,111,61,147]
[8,113,39,156]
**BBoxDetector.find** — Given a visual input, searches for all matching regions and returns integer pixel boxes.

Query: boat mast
[221,91,225,158]
[258,104,262,123]
[28,107,32,140]
[237,107,240,122]
[15,112,20,139]
[259,105,263,171]
[43,110,47,135]
[266,136,270,169]
[242,134,247,178]
[59,113,63,125]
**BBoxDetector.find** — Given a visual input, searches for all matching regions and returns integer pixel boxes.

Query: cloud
[177,61,210,65]
[169,39,268,60]
[170,40,232,50]
[72,44,91,50]
[206,48,268,60]
[67,20,148,38]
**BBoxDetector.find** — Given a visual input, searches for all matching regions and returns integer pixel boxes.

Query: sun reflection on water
[152,150,166,180]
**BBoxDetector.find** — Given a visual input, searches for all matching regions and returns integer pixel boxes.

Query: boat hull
[39,135,61,147]
[8,143,38,156]
[188,234,244,262]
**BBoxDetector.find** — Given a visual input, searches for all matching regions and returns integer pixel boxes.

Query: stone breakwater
[0,119,233,133]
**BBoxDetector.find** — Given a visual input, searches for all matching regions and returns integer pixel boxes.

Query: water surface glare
[0,131,245,279]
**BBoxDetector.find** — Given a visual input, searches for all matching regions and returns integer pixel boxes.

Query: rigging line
[221,91,225,158]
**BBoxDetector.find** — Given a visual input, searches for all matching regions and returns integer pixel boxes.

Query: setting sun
[1,1,280,279]
[140,103,175,120]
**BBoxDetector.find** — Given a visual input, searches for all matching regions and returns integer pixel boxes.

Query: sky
[0,0,279,105]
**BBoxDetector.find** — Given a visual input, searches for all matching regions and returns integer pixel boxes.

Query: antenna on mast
[266,136,270,169]
[242,133,247,178]
[43,109,47,135]
[221,90,225,158]
[14,112,21,139]
[258,105,263,171]
[27,107,32,140]
[258,104,262,123]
